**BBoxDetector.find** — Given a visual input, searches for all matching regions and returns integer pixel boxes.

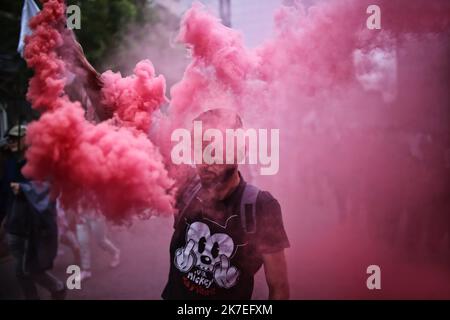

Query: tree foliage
[0,0,158,101]
[66,0,157,67]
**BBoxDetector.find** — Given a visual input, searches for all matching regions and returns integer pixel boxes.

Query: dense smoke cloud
[21,0,449,298]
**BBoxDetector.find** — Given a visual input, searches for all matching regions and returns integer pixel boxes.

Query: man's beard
[199,166,237,190]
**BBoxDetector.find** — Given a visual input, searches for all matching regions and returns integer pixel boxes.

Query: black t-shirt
[162,174,290,300]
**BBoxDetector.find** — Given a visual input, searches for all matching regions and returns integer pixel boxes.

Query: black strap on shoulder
[177,179,260,234]
[240,183,259,234]
[178,179,202,218]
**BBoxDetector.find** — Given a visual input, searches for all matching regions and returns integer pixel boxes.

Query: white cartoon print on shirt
[175,221,240,289]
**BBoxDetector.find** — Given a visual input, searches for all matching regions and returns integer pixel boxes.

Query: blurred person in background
[75,201,121,282]
[0,124,66,299]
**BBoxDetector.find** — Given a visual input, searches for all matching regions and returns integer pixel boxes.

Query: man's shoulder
[249,186,290,253]
[254,188,280,207]
[248,186,282,218]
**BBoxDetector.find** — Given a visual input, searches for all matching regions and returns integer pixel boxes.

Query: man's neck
[215,170,240,201]
[199,170,241,222]
[200,170,241,203]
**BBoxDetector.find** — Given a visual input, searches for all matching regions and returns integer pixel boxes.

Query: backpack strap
[240,183,259,234]
[176,178,202,224]
[176,179,260,234]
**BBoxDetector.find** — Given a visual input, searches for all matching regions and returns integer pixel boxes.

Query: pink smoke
[101,60,168,132]
[169,0,449,118]
[23,0,175,223]
[164,0,449,299]
[22,0,449,298]
[168,2,255,129]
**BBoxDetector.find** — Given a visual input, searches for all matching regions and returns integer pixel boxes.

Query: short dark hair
[193,108,243,129]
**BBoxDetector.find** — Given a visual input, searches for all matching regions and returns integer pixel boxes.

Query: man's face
[196,163,237,189]
[194,126,239,189]
[192,110,242,189]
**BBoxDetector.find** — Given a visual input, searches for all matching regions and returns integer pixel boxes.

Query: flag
[17,0,41,57]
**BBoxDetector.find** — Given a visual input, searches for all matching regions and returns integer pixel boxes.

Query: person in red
[162,108,290,300]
